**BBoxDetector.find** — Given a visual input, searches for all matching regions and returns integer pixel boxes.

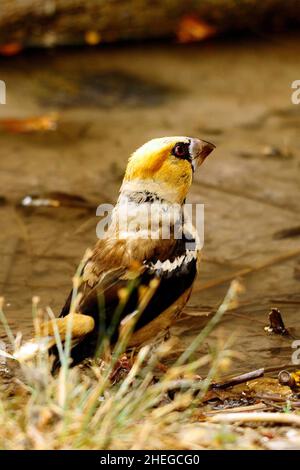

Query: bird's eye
[172,142,190,160]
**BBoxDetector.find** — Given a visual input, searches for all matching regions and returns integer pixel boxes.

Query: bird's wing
[60,237,147,320]
[58,235,198,361]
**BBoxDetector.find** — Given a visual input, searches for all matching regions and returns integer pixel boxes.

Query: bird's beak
[190,138,216,171]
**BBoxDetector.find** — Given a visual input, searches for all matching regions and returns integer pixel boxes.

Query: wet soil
[0,34,300,377]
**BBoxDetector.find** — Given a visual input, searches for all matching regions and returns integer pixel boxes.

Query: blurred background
[0,0,300,375]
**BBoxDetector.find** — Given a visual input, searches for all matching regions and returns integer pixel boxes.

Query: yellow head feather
[123,136,215,204]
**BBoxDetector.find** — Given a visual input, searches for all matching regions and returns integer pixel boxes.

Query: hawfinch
[19,137,215,365]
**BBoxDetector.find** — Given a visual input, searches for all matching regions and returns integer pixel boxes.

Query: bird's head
[122,136,215,204]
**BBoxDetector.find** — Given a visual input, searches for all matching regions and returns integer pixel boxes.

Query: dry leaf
[0,42,23,56]
[0,114,58,133]
[85,31,101,45]
[177,15,217,43]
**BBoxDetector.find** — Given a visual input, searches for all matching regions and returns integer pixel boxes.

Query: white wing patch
[149,249,197,273]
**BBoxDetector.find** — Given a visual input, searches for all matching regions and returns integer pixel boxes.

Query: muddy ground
[0,33,300,380]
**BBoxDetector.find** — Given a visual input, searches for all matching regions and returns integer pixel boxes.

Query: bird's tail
[0,313,95,363]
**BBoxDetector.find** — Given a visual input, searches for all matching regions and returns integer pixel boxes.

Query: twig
[168,364,294,397]
[162,368,264,396]
[211,364,298,391]
[273,225,300,240]
[209,412,300,427]
[212,368,265,390]
[206,403,268,415]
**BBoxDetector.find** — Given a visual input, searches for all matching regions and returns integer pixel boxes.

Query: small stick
[166,368,265,397]
[209,412,300,427]
[168,364,296,398]
[206,403,268,415]
[211,368,265,390]
[211,364,297,391]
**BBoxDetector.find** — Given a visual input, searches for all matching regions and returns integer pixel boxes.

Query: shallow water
[0,35,300,377]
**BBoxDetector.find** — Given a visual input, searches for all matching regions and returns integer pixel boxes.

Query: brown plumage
[15,137,215,365]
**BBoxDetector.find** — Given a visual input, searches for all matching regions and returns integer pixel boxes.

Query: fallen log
[0,0,299,48]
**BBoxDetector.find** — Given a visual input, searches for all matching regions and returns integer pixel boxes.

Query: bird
[13,136,215,365]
